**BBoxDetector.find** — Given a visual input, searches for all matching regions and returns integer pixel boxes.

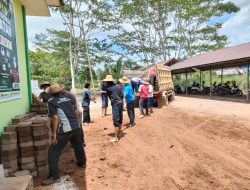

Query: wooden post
[200,70,202,90]
[221,67,223,85]
[247,64,249,101]
[210,67,212,98]
[185,71,188,95]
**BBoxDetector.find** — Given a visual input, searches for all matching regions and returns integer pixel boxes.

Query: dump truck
[131,63,175,107]
[149,64,175,106]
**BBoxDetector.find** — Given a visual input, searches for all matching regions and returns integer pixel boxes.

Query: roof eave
[20,0,64,17]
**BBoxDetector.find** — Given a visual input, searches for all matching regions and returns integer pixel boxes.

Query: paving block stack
[31,102,48,115]
[16,121,36,174]
[1,132,18,176]
[31,117,50,177]
[1,113,50,177]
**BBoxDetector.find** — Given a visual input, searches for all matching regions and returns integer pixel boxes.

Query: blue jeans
[127,101,135,125]
[139,98,148,115]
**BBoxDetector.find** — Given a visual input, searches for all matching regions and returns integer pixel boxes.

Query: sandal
[110,137,119,142]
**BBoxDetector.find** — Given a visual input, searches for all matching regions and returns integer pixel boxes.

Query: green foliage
[30,29,114,88]
[76,66,97,87]
[112,0,239,63]
[29,49,71,84]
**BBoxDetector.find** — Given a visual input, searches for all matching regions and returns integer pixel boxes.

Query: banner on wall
[0,0,21,102]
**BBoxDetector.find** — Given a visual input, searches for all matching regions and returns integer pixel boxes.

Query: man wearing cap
[103,75,124,142]
[39,81,52,103]
[42,84,86,186]
[119,76,135,127]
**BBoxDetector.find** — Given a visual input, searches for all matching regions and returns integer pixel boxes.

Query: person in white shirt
[148,82,154,113]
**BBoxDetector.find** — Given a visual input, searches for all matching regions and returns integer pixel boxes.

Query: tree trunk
[69,8,76,93]
[69,28,76,93]
[85,41,94,89]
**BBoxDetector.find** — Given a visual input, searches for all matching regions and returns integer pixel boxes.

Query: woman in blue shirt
[119,76,136,127]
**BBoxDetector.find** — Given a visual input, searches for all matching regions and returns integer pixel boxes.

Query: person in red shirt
[138,78,150,118]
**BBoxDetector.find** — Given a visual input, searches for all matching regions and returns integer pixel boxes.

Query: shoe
[110,137,119,142]
[139,115,144,119]
[83,123,89,126]
[129,123,136,127]
[77,162,87,168]
[42,177,60,186]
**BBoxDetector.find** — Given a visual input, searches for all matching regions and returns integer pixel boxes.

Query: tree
[29,49,71,87]
[31,29,114,89]
[112,0,239,63]
[53,0,114,90]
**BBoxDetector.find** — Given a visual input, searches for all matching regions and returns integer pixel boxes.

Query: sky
[26,0,250,50]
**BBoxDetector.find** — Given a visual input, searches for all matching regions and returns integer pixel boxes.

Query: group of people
[98,75,154,142]
[37,74,155,186]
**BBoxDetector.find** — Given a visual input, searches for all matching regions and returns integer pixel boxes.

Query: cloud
[220,0,250,45]
[26,12,66,49]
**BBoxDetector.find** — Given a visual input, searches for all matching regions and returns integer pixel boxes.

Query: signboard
[0,0,20,102]
[31,80,41,97]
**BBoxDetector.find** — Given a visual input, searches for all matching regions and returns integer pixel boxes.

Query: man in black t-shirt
[42,84,86,186]
[103,75,124,142]
[60,85,86,146]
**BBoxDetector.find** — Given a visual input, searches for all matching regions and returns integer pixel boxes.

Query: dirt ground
[36,96,250,190]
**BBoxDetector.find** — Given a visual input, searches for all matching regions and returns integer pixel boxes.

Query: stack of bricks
[16,121,36,175]
[31,102,48,115]
[1,113,50,177]
[1,131,18,176]
[31,116,50,177]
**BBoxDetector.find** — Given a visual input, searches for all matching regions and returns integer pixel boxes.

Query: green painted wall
[0,0,29,132]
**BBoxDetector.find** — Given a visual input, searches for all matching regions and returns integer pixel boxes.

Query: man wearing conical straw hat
[103,75,124,142]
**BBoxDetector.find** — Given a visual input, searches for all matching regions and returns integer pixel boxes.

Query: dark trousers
[80,126,85,144]
[48,128,86,180]
[127,101,135,125]
[139,98,148,115]
[82,106,91,123]
[112,103,123,127]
